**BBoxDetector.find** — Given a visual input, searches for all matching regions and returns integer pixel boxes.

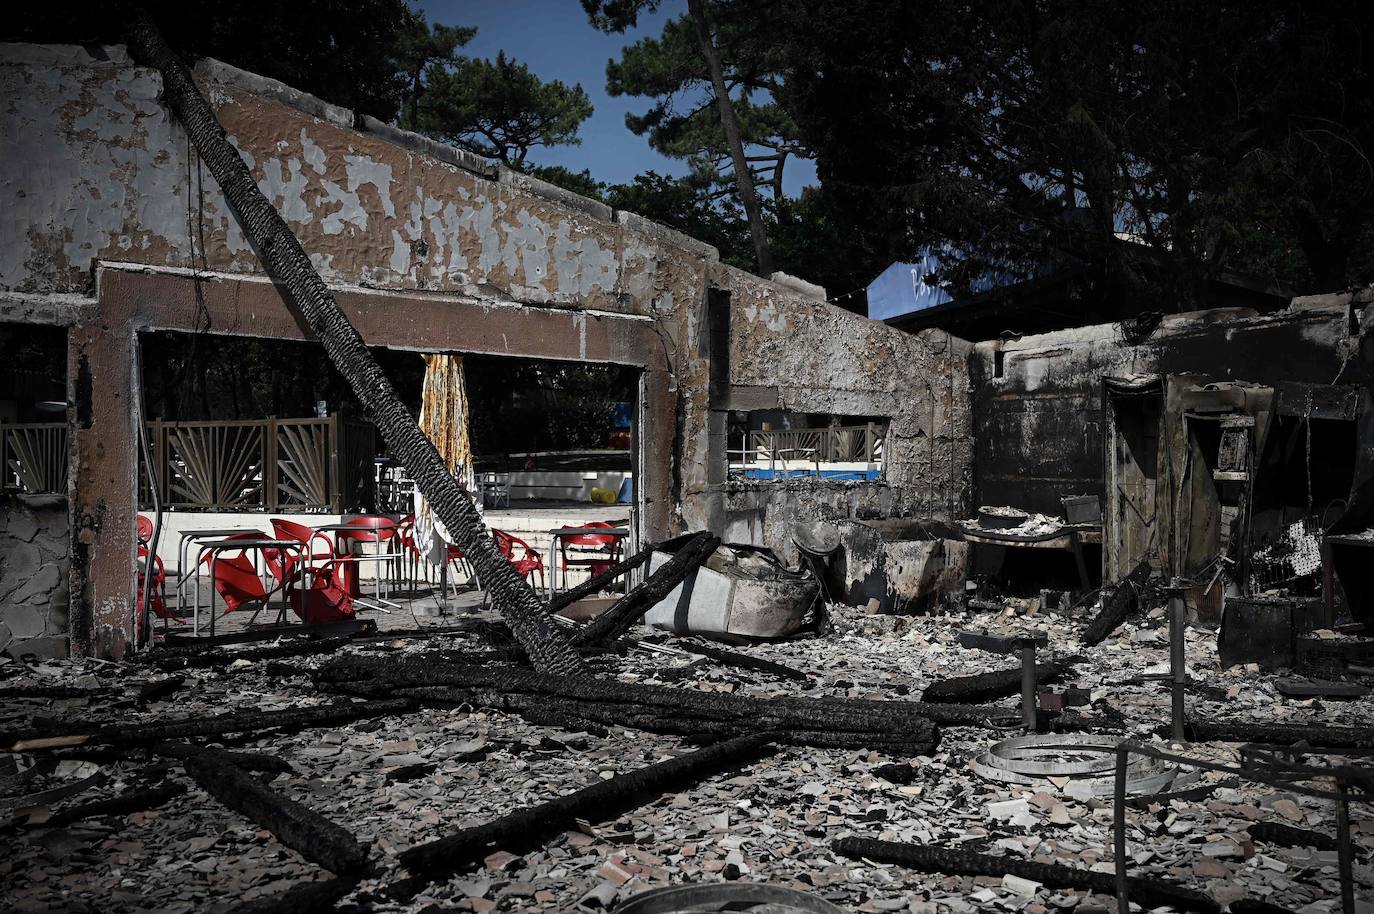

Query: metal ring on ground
[969,733,1177,796]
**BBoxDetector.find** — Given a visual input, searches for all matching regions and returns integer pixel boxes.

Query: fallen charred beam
[575,533,720,646]
[315,656,983,750]
[922,661,1072,703]
[4,698,413,752]
[673,641,809,682]
[229,875,359,914]
[398,733,776,885]
[1126,777,1239,809]
[151,741,295,775]
[547,542,656,614]
[159,619,376,650]
[30,781,186,829]
[153,636,359,671]
[136,675,185,704]
[1184,719,1374,749]
[1082,561,1153,646]
[396,684,938,752]
[181,747,368,874]
[1247,821,1339,851]
[834,837,1219,914]
[0,684,106,699]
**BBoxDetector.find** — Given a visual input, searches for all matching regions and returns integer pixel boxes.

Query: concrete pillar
[67,312,138,658]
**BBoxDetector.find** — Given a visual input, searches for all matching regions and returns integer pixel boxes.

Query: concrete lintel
[0,291,98,327]
[721,385,783,412]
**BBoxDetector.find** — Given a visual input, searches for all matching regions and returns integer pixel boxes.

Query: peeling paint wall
[697,265,973,562]
[0,494,70,659]
[972,298,1364,515]
[2,45,973,652]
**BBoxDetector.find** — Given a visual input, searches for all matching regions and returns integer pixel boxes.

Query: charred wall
[0,44,970,653]
[972,298,1365,516]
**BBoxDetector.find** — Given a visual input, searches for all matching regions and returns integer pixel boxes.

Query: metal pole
[1337,778,1355,914]
[1114,744,1131,912]
[1169,585,1187,741]
[1020,642,1037,731]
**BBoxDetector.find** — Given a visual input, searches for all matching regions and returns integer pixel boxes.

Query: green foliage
[603,5,808,202]
[416,52,593,165]
[392,17,475,129]
[778,0,1374,298]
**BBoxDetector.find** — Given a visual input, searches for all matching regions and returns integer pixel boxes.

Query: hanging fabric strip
[414,353,480,565]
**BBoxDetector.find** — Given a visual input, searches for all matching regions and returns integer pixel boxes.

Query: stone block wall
[0,494,70,658]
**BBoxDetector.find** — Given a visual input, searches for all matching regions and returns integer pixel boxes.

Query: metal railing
[138,415,375,512]
[731,423,885,480]
[1,422,67,495]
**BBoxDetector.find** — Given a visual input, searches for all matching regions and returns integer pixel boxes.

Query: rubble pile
[1,602,1370,914]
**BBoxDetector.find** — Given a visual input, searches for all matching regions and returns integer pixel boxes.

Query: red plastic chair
[332,516,401,599]
[138,542,182,624]
[264,550,355,625]
[493,529,544,589]
[201,531,280,616]
[556,522,622,587]
[136,514,154,545]
[397,514,475,597]
[270,518,336,565]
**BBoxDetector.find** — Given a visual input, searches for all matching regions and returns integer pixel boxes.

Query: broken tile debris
[0,603,1370,913]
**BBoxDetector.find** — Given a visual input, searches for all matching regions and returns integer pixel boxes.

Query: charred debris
[3,13,1374,914]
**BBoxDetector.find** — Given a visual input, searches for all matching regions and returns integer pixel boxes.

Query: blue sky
[415,0,817,194]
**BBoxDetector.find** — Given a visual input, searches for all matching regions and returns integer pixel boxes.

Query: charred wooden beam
[922,661,1072,704]
[1082,561,1153,646]
[151,741,295,775]
[136,675,185,704]
[228,875,359,914]
[4,698,413,752]
[125,10,582,676]
[153,636,358,672]
[574,533,720,646]
[398,733,776,886]
[1247,821,1339,851]
[181,747,368,874]
[673,641,809,682]
[1184,719,1374,749]
[314,657,960,752]
[833,837,1219,914]
[28,781,186,829]
[547,542,656,614]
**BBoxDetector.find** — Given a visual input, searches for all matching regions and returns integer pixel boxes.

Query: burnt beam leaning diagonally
[123,9,584,676]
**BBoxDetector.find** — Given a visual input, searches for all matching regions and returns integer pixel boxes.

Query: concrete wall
[971,298,1365,515]
[0,44,971,654]
[0,494,69,658]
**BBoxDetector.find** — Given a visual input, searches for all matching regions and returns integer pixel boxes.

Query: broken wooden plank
[398,733,776,885]
[181,747,368,874]
[1275,678,1370,699]
[547,542,656,614]
[574,532,720,646]
[922,661,1072,704]
[228,875,360,914]
[833,837,1220,914]
[3,698,413,752]
[1082,560,1153,646]
[1247,820,1339,851]
[26,781,186,829]
[1184,719,1374,749]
